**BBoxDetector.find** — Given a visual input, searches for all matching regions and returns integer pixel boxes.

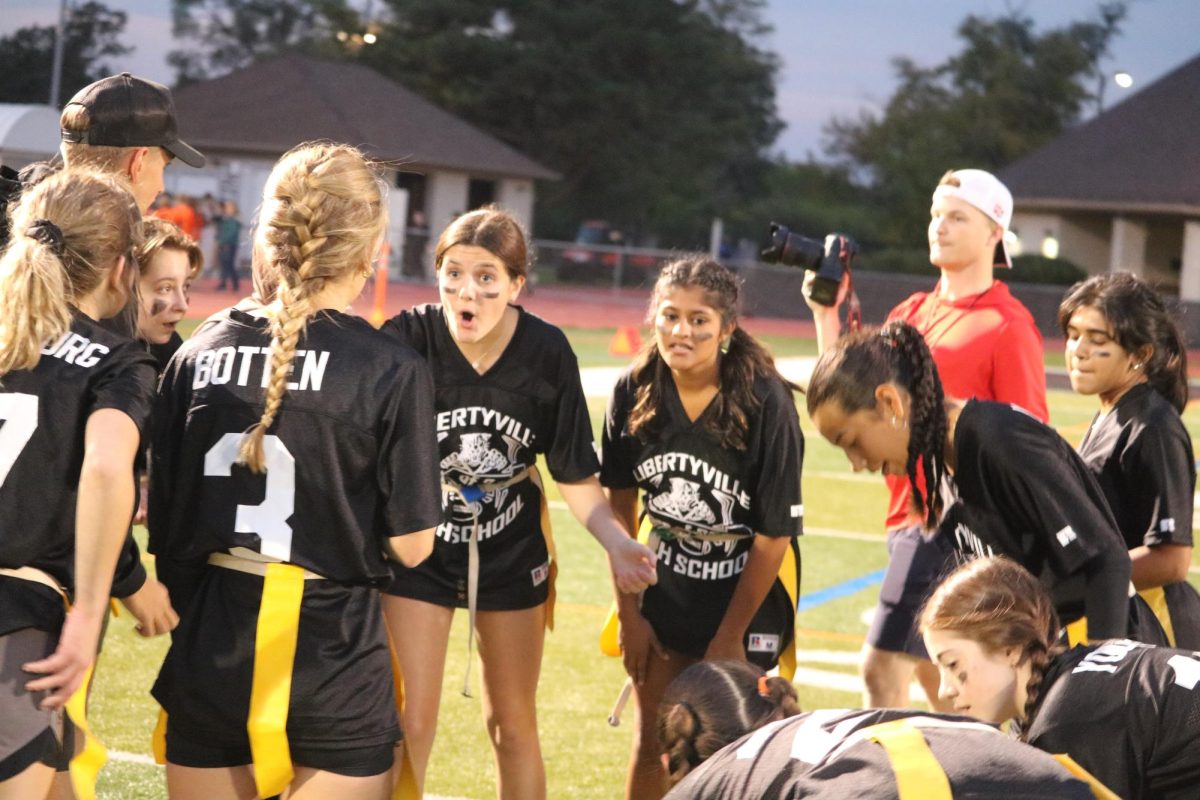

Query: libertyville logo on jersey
[435,406,536,545]
[636,451,753,580]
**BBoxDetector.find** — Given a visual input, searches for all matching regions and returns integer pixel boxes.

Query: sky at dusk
[3,0,1198,160]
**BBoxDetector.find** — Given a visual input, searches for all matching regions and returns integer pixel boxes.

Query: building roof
[173,54,558,180]
[1000,53,1200,215]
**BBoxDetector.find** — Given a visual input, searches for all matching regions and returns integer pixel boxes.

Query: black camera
[761,223,858,307]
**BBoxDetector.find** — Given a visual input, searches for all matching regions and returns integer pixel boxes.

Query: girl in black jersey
[657,658,1102,799]
[922,556,1200,800]
[0,170,154,796]
[1059,272,1200,649]
[601,256,804,800]
[381,207,657,799]
[149,143,443,800]
[807,320,1140,644]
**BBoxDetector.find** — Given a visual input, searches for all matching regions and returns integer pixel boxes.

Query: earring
[720,338,730,355]
[1133,362,1143,371]
[891,415,899,429]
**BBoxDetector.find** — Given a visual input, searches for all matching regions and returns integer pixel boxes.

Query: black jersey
[1078,383,1195,550]
[0,312,156,634]
[381,305,598,591]
[1024,639,1200,800]
[944,400,1132,639]
[665,708,1096,799]
[601,366,802,657]
[148,308,443,590]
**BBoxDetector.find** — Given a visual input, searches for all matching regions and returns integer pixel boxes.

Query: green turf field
[91,326,1200,799]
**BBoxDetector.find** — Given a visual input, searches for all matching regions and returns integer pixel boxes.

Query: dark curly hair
[627,255,795,450]
[1058,272,1188,413]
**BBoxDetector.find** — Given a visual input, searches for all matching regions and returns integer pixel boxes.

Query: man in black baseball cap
[60,72,205,212]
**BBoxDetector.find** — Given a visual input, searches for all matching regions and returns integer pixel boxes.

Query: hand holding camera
[761,224,861,332]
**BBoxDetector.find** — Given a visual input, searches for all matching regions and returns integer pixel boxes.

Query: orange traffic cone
[608,326,643,357]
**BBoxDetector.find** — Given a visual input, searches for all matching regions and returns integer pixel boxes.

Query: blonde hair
[137,216,203,280]
[59,104,139,174]
[0,169,141,377]
[238,142,386,471]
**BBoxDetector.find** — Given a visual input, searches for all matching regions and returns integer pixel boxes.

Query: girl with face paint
[921,555,1200,800]
[807,320,1156,648]
[380,206,657,799]
[803,169,1048,712]
[1058,272,1200,649]
[601,256,804,800]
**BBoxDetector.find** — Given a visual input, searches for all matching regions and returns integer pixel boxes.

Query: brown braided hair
[237,142,386,471]
[919,556,1062,735]
[628,255,796,450]
[806,320,948,529]
[656,659,801,786]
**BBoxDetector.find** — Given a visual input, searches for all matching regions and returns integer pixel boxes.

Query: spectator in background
[215,199,243,292]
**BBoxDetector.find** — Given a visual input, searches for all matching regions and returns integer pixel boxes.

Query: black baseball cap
[60,73,206,168]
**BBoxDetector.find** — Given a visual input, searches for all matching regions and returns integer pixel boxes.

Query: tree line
[0,0,1126,266]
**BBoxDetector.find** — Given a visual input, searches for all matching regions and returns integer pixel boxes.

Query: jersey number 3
[204,432,296,561]
[0,393,38,488]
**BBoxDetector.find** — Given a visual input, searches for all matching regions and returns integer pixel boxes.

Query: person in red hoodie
[803,168,1048,710]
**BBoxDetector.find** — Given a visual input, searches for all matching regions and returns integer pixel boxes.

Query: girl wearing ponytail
[921,555,1200,800]
[148,142,442,800]
[807,320,1143,646]
[0,169,154,796]
[1059,272,1200,649]
[601,256,804,799]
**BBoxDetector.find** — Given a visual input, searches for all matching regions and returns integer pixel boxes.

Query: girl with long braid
[601,256,803,800]
[0,170,154,797]
[921,555,1200,800]
[148,142,443,800]
[1059,272,1200,649]
[807,320,1139,643]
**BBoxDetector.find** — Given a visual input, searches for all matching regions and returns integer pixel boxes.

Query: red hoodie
[883,280,1048,529]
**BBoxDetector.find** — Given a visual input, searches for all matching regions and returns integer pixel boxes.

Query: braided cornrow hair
[919,556,1062,736]
[806,320,947,529]
[238,142,386,471]
[656,659,801,786]
[628,255,796,450]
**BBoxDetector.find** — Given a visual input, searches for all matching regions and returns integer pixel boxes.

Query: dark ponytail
[628,255,796,450]
[1058,272,1188,413]
[807,320,947,529]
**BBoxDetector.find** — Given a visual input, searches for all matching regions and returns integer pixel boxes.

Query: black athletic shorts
[386,522,551,612]
[866,525,958,659]
[152,568,399,775]
[0,627,74,780]
[642,538,800,671]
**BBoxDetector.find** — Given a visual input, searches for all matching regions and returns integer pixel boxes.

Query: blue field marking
[797,569,886,612]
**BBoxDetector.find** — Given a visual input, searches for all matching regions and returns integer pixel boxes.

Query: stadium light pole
[49,0,69,108]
